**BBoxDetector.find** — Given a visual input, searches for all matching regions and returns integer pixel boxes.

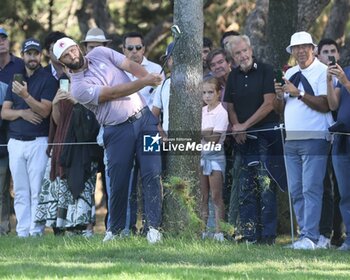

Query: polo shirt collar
[298,57,318,72]
[25,65,43,78]
[141,56,149,67]
[238,58,258,73]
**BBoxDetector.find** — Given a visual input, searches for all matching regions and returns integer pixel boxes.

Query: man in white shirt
[122,32,164,235]
[274,31,333,250]
[122,32,164,108]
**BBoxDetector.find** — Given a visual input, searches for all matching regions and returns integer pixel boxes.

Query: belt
[117,107,148,126]
[13,136,36,141]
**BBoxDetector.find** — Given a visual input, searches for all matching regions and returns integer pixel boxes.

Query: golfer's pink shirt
[70,46,145,125]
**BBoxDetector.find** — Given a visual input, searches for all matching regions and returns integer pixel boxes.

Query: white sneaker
[147,227,162,244]
[30,232,43,237]
[316,235,331,249]
[82,229,94,238]
[293,237,316,250]
[202,232,214,240]
[213,232,224,242]
[103,231,117,242]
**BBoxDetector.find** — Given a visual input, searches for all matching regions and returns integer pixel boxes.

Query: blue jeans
[285,139,330,242]
[332,135,350,245]
[103,108,162,234]
[237,124,279,241]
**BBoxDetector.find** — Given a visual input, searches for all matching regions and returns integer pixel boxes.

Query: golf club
[149,24,182,93]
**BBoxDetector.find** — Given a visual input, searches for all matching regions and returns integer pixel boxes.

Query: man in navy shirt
[0,27,24,235]
[224,35,281,244]
[1,38,57,237]
[327,62,350,251]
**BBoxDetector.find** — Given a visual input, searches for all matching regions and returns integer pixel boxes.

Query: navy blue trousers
[103,108,162,234]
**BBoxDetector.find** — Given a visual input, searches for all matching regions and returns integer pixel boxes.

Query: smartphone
[13,73,24,85]
[274,69,285,85]
[328,56,336,66]
[59,79,70,92]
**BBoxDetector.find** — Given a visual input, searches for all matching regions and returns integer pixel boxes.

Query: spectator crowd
[0,26,350,251]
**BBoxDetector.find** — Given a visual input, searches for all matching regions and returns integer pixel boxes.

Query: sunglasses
[125,45,143,51]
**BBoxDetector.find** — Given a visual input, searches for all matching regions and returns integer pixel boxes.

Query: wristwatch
[298,91,305,100]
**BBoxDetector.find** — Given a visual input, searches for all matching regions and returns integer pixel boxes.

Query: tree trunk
[265,0,298,69]
[164,0,203,232]
[297,0,330,31]
[167,0,203,180]
[244,0,269,60]
[245,0,330,68]
[323,0,350,42]
[76,0,114,37]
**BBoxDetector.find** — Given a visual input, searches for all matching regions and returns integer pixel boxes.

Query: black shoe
[237,237,257,244]
[53,227,65,236]
[258,236,276,245]
[331,236,345,247]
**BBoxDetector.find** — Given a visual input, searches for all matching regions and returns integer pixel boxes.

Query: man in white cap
[274,31,333,250]
[52,37,163,244]
[81,27,111,54]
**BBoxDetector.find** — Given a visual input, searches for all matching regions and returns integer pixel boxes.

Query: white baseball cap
[53,37,78,60]
[286,31,317,54]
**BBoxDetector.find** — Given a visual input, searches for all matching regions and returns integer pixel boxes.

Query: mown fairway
[1,234,350,279]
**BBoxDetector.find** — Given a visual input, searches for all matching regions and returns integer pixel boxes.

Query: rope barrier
[0,124,349,147]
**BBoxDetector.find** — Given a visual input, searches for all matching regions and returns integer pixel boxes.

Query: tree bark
[265,0,298,69]
[323,0,350,41]
[167,0,203,189]
[76,0,114,37]
[297,0,330,31]
[245,0,298,69]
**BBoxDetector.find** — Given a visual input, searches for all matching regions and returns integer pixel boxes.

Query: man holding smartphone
[316,38,344,249]
[1,38,58,237]
[274,31,333,250]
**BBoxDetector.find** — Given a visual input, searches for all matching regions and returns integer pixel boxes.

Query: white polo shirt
[152,78,170,132]
[125,57,164,108]
[283,58,334,140]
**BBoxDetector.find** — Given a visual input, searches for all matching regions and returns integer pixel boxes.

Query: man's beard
[25,60,40,71]
[65,53,84,70]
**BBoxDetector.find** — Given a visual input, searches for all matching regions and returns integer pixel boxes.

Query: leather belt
[117,107,148,126]
[13,136,36,141]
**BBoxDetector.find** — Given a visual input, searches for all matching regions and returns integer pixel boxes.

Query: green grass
[1,235,350,279]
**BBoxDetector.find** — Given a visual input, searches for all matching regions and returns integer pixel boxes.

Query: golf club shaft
[149,36,180,93]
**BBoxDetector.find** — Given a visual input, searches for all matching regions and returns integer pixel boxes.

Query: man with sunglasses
[122,32,164,236]
[122,32,164,109]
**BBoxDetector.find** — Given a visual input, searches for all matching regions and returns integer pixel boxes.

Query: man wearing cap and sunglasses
[1,38,58,237]
[0,27,25,235]
[274,31,333,250]
[52,37,163,243]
